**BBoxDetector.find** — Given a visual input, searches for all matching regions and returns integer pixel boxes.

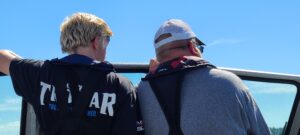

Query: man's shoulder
[188,67,241,81]
[209,68,241,80]
[186,67,246,89]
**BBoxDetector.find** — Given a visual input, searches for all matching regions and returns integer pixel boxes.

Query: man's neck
[160,54,201,64]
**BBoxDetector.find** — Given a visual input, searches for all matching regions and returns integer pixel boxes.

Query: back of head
[60,12,113,54]
[154,19,204,61]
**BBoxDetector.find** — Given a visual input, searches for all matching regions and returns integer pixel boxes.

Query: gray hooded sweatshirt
[137,60,270,135]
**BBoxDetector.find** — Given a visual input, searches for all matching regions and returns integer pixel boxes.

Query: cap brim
[195,38,205,45]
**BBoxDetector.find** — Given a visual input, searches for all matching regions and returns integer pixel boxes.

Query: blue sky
[0,0,299,134]
[0,0,299,74]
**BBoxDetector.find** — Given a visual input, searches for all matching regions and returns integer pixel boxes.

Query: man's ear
[188,41,198,56]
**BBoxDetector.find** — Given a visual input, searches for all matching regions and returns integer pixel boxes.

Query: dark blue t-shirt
[9,54,138,135]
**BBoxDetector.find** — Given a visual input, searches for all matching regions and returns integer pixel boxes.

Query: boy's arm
[0,50,22,75]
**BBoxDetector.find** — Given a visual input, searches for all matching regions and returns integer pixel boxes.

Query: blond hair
[60,12,113,53]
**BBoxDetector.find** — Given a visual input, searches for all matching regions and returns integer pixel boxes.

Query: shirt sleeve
[242,90,271,135]
[111,77,138,135]
[9,59,44,103]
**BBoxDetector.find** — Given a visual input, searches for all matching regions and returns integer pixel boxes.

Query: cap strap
[155,37,176,48]
[154,32,196,49]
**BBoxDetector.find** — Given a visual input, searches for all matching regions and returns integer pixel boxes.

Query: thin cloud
[251,87,297,94]
[245,81,297,94]
[207,38,242,47]
[0,98,21,112]
[0,121,20,134]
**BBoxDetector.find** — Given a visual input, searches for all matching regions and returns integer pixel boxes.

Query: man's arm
[242,90,271,135]
[0,50,22,75]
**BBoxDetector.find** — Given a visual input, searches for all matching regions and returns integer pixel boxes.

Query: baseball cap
[154,19,204,49]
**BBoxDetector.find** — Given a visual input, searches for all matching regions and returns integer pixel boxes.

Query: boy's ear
[92,36,99,50]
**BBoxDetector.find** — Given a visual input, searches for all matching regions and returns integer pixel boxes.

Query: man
[137,19,271,135]
[0,12,139,135]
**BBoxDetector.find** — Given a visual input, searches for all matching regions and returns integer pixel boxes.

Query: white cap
[154,19,204,49]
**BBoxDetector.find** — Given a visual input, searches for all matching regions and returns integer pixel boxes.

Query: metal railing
[1,63,299,135]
